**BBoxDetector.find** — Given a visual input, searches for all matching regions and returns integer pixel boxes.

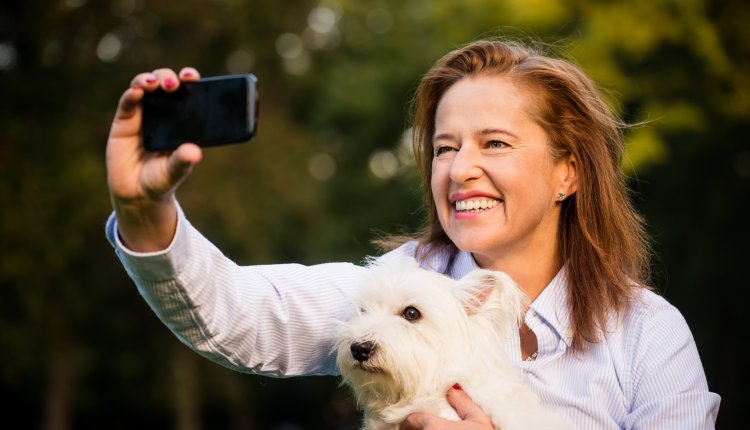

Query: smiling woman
[104,38,720,430]
[430,74,572,301]
[409,40,643,347]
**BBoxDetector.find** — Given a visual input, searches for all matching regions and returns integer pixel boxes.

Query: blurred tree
[1,0,746,428]
[0,0,337,428]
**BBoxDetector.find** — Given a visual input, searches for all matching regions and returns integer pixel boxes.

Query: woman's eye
[487,140,508,149]
[433,146,455,157]
[402,306,422,322]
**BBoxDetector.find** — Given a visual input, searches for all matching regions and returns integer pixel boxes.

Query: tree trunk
[173,346,202,430]
[42,341,74,430]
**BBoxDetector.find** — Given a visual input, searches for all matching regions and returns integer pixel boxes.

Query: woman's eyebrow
[433,128,519,143]
[478,128,518,139]
[432,132,458,143]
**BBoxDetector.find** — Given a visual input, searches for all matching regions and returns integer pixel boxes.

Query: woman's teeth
[455,199,500,212]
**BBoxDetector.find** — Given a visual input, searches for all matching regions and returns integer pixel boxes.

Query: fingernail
[131,85,142,91]
[164,78,176,89]
[452,383,462,391]
[183,71,194,78]
[145,76,157,84]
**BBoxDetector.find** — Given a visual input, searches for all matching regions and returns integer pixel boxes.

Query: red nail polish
[183,71,194,78]
[164,78,176,89]
[452,383,462,391]
[145,77,157,84]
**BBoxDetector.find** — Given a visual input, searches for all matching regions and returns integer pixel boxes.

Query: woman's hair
[391,38,652,350]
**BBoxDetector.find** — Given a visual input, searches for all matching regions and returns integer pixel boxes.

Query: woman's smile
[451,191,503,219]
[431,74,573,268]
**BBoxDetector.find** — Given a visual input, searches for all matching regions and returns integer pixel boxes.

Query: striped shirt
[106,208,720,429]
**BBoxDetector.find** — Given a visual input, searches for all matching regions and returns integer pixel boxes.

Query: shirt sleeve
[622,294,721,429]
[105,206,367,377]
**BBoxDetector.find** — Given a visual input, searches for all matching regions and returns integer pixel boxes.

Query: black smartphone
[141,74,258,151]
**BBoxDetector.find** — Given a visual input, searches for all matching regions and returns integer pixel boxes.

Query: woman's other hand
[400,385,494,430]
[106,67,202,252]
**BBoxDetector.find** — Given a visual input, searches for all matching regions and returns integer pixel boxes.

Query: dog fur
[335,256,572,430]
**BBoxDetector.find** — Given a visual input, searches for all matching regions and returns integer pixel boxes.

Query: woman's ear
[558,155,578,197]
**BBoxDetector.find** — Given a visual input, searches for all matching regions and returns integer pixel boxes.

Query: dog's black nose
[350,341,375,362]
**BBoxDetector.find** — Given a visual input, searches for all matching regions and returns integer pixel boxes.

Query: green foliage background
[1,0,747,428]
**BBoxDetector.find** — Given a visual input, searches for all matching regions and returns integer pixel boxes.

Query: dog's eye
[402,306,421,322]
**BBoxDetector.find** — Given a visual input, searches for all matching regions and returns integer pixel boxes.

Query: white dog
[335,256,572,430]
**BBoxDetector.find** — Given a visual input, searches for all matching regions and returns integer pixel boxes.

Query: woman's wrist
[112,195,178,252]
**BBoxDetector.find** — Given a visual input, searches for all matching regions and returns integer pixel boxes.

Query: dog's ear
[457,270,528,323]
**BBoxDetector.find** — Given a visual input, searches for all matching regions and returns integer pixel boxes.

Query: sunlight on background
[1,0,746,428]
[0,42,16,70]
[308,152,337,181]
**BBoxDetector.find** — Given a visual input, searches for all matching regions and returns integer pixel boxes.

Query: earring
[556,192,566,202]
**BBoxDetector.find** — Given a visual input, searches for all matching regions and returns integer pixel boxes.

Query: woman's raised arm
[106,67,203,252]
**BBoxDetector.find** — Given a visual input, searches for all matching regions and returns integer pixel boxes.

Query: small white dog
[335,256,572,430]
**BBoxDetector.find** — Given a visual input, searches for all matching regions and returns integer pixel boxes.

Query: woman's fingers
[108,67,204,202]
[152,68,181,92]
[113,67,202,141]
[129,72,160,91]
[130,67,201,87]
[400,412,448,430]
[113,86,143,123]
[107,85,147,158]
[166,143,203,187]
[113,70,165,141]
[399,385,494,429]
[447,385,489,423]
[179,67,201,81]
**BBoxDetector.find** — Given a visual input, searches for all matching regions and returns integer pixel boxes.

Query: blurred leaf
[1,0,748,427]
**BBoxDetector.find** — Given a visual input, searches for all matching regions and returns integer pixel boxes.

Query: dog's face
[338,265,463,375]
[336,257,526,407]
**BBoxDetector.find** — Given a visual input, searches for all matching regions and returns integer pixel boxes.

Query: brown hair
[389,39,652,350]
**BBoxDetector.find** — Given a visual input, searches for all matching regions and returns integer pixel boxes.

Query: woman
[106,39,720,429]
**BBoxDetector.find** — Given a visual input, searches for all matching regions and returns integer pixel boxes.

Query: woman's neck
[473,242,562,302]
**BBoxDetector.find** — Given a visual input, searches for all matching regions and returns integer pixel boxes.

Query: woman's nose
[449,145,483,183]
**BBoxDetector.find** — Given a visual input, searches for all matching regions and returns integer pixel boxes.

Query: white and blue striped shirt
[107,209,720,429]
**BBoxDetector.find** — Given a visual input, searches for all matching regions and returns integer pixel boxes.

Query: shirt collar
[448,249,480,277]
[529,265,574,347]
[447,250,574,347]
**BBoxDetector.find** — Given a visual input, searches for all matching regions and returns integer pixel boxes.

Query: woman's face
[430,74,575,268]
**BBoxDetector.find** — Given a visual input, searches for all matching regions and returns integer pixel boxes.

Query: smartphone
[141,74,258,151]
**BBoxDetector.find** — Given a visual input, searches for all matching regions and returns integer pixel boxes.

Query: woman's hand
[106,67,202,252]
[400,385,494,430]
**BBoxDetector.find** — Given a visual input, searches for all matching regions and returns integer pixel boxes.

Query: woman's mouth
[454,198,501,213]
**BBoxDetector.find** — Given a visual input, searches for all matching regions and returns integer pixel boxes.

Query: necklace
[524,351,538,362]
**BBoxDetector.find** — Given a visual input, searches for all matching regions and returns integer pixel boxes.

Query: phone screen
[141,74,258,151]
